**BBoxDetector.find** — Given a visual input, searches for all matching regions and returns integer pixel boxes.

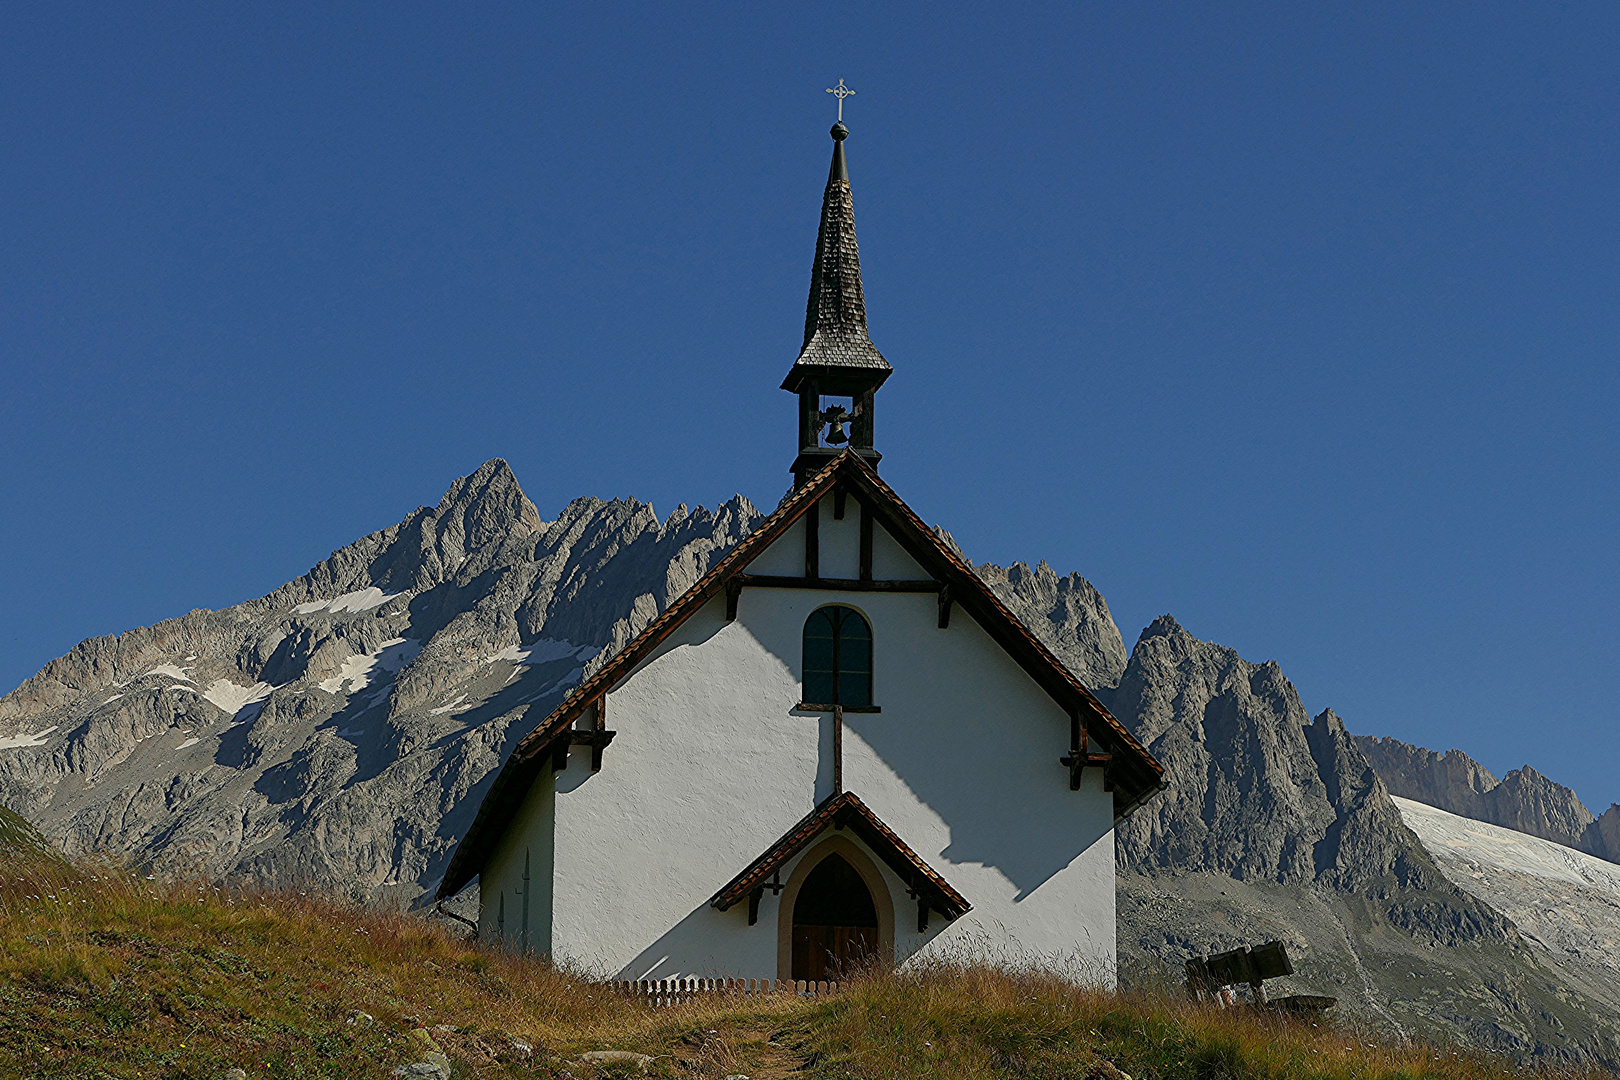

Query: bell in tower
[783,119,892,489]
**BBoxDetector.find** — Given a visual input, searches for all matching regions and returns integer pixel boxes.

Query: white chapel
[438,118,1165,984]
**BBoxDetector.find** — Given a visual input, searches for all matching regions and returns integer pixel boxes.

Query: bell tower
[783,120,892,489]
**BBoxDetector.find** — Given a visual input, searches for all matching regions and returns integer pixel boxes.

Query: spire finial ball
[831,121,848,141]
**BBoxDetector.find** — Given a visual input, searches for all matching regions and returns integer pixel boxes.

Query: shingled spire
[784,122,893,488]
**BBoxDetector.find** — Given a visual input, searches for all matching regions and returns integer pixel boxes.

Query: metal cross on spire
[826,78,855,123]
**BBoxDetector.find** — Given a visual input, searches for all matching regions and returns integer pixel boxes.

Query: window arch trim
[801,603,873,709]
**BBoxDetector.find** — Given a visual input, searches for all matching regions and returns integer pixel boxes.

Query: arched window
[802,605,872,707]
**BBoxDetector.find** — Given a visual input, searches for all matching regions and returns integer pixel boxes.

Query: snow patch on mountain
[318,638,421,694]
[293,587,400,615]
[0,726,58,750]
[200,679,274,719]
[1393,796,1620,894]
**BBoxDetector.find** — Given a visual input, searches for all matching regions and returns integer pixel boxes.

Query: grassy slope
[0,840,1610,1080]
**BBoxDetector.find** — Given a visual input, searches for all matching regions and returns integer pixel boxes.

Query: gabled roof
[782,123,891,391]
[437,451,1164,899]
[710,790,970,920]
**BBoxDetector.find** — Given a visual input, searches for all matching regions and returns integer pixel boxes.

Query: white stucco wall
[479,764,555,954]
[487,491,1118,983]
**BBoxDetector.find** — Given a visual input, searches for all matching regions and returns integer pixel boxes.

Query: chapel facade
[439,121,1164,983]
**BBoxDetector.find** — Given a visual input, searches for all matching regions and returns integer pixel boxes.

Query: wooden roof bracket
[1059,707,1113,791]
[747,868,786,927]
[905,879,931,932]
[550,698,617,773]
[564,729,616,772]
[937,583,952,629]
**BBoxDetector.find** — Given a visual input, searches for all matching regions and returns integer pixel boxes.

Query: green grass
[0,834,1610,1080]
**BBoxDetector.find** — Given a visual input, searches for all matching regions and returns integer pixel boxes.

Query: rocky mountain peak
[974,560,1128,689]
[1106,619,1473,901]
[0,462,762,896]
[1138,613,1186,641]
[434,458,545,549]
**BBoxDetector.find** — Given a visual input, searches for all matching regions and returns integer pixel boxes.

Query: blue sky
[2,3,1616,809]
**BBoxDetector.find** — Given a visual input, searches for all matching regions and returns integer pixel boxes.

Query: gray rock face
[0,460,760,897]
[1592,805,1620,863]
[1106,618,1444,893]
[974,560,1128,690]
[1104,617,1620,1067]
[1355,735,1620,864]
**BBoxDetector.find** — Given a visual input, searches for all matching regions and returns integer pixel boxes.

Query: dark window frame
[801,604,873,708]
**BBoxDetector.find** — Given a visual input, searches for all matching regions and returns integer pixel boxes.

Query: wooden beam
[567,729,617,773]
[805,500,820,580]
[832,704,844,795]
[748,887,762,926]
[1060,746,1113,791]
[550,739,569,772]
[937,584,952,629]
[833,485,847,520]
[725,579,742,621]
[1062,710,1084,790]
[854,387,876,449]
[858,499,873,581]
[734,574,938,592]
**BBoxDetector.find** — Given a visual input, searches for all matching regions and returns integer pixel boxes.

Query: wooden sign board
[1204,947,1255,987]
[1198,941,1292,988]
[1249,941,1293,980]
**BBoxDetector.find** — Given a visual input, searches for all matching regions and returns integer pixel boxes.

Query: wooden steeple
[784,122,892,488]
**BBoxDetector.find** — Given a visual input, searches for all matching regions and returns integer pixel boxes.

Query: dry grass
[0,843,1612,1080]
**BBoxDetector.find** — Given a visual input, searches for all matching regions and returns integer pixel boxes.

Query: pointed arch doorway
[779,836,894,982]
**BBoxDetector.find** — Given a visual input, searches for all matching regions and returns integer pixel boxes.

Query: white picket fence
[604,977,841,1007]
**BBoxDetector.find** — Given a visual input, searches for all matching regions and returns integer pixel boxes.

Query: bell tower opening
[791,852,879,981]
[783,120,893,489]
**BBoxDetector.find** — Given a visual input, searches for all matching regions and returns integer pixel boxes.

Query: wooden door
[791,853,880,981]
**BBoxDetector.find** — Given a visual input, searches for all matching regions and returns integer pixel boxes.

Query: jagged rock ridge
[1355,734,1620,864]
[974,560,1128,690]
[0,460,760,898]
